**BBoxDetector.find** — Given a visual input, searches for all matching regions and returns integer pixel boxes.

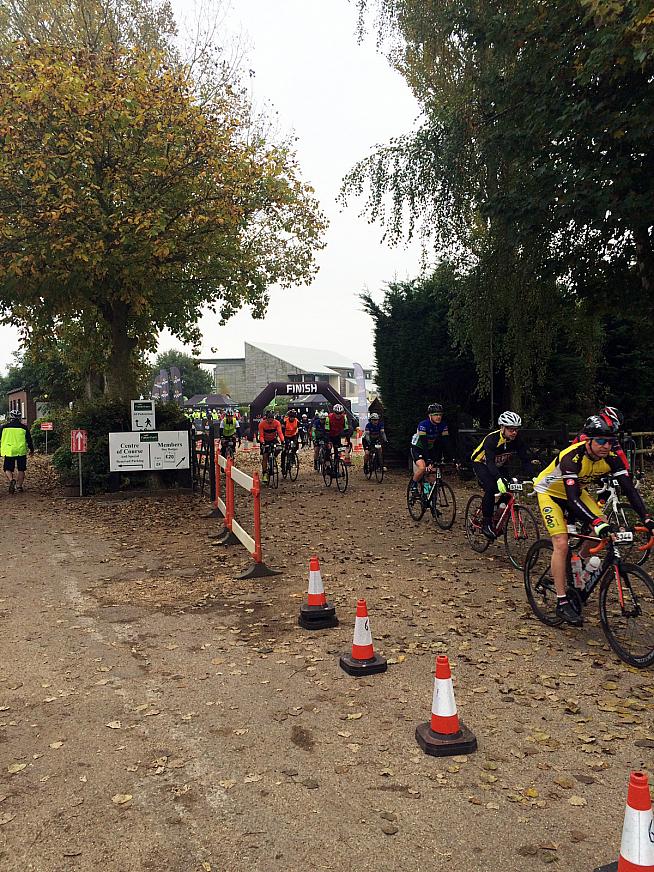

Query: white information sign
[109,430,189,472]
[131,399,156,431]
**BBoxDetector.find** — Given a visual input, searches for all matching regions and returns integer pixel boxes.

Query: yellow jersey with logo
[534,441,627,500]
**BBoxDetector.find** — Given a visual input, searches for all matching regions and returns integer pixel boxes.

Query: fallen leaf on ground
[111,794,132,805]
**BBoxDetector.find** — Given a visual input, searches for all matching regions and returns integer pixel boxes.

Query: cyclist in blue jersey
[410,403,452,494]
[363,413,387,474]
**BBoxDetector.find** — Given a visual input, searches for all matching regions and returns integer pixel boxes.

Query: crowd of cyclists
[210,395,653,630]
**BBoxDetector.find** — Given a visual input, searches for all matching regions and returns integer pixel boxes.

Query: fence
[211,447,280,579]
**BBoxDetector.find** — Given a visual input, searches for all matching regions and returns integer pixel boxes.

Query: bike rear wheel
[599,563,654,668]
[407,480,426,521]
[524,539,568,626]
[281,453,289,479]
[431,481,456,530]
[504,504,540,570]
[464,494,490,552]
[322,458,333,487]
[336,460,349,493]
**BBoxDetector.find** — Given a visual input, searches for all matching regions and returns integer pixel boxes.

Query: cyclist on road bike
[219,409,240,457]
[312,411,329,470]
[299,413,310,446]
[258,409,284,483]
[410,403,452,495]
[471,411,534,541]
[534,414,654,625]
[363,413,387,474]
[282,410,300,469]
[327,404,352,464]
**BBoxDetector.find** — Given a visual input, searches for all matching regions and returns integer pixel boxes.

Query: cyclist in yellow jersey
[533,415,654,625]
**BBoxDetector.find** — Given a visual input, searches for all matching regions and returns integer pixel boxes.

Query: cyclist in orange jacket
[258,409,284,483]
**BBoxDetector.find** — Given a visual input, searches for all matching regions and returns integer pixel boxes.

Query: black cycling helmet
[288,410,296,418]
[265,409,274,419]
[8,409,21,420]
[583,415,615,437]
[427,403,443,415]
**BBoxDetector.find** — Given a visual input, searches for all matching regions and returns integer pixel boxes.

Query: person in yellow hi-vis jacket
[1,409,34,493]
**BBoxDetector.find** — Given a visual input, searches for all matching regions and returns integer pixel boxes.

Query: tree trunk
[633,226,654,294]
[104,302,138,401]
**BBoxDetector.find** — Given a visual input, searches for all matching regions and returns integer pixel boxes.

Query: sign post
[131,399,156,432]
[40,421,53,454]
[70,429,88,496]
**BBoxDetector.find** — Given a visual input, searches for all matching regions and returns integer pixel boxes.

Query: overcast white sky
[0,0,423,375]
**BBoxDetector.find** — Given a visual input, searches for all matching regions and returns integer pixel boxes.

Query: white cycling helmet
[498,411,522,428]
[333,403,344,413]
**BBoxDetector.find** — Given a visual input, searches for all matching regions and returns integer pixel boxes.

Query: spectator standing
[1,409,34,493]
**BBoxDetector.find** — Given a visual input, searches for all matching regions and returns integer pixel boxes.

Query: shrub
[31,408,72,453]
[51,400,188,493]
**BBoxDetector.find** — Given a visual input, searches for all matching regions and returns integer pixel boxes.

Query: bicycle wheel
[322,459,333,487]
[504,504,540,570]
[281,453,288,479]
[364,455,372,480]
[599,563,654,668]
[336,460,348,493]
[607,505,649,566]
[432,481,456,530]
[523,539,565,626]
[374,451,384,483]
[407,480,426,521]
[290,454,299,481]
[464,494,490,552]
[271,456,279,489]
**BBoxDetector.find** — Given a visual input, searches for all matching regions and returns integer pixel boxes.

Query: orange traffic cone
[595,771,654,872]
[416,656,477,757]
[339,599,387,676]
[298,556,338,630]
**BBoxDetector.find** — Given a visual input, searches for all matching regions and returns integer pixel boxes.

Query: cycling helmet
[301,414,308,420]
[600,406,624,428]
[369,412,380,421]
[265,409,274,419]
[498,411,522,427]
[288,410,296,418]
[333,403,344,413]
[583,415,615,437]
[427,403,443,414]
[8,409,21,420]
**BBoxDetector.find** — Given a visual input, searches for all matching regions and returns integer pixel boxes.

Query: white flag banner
[352,362,368,432]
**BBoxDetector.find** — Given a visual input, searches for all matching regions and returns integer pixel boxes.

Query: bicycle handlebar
[635,526,654,552]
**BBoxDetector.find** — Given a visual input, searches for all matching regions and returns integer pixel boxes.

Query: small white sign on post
[131,399,156,432]
[109,431,189,472]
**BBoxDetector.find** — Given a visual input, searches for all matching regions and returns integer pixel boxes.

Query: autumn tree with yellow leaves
[0,41,326,399]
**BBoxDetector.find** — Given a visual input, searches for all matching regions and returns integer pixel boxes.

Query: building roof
[247,341,369,376]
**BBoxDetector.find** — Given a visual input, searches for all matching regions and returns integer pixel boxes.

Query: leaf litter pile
[1,450,654,871]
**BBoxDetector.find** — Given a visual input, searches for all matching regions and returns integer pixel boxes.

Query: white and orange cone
[595,771,654,872]
[298,556,338,630]
[415,655,477,757]
[339,598,387,676]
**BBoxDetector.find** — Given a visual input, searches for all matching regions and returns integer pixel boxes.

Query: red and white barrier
[212,450,279,579]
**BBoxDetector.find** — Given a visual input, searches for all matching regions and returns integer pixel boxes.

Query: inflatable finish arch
[249,381,354,437]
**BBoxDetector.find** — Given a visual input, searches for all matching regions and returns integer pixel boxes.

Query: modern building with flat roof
[199,342,375,405]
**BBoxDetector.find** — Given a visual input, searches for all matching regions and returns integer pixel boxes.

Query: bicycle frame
[568,530,654,607]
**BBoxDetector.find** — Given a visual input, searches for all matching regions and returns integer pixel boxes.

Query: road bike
[220,437,237,461]
[406,463,456,530]
[464,479,539,570]
[524,529,654,668]
[263,443,281,489]
[323,443,349,493]
[281,440,300,481]
[364,441,384,483]
[597,474,649,566]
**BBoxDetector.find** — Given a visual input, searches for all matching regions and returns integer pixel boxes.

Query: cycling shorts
[3,455,27,472]
[537,490,604,537]
[410,445,434,464]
